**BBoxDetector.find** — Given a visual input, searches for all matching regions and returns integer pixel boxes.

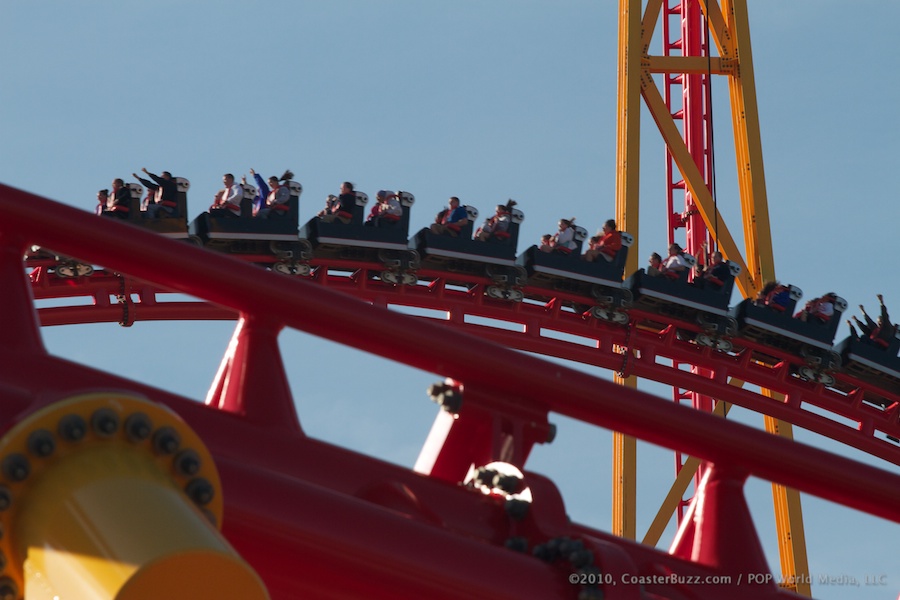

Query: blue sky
[3,2,899,598]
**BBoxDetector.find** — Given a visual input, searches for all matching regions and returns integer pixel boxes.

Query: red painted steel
[663,0,718,525]
[29,264,900,466]
[4,184,900,598]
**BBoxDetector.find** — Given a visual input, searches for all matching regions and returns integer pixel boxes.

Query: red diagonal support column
[0,233,45,358]
[415,383,552,482]
[206,314,302,433]
[671,462,771,581]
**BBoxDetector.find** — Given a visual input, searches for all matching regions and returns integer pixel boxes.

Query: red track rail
[30,261,900,468]
[5,183,900,599]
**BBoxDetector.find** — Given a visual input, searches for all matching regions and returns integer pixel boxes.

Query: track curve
[28,248,900,469]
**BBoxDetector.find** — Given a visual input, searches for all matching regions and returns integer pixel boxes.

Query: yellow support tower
[611,0,643,541]
[614,1,811,595]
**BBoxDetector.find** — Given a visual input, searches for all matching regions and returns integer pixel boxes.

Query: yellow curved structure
[0,394,267,600]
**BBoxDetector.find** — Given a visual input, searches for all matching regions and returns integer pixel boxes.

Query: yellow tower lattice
[613,1,810,595]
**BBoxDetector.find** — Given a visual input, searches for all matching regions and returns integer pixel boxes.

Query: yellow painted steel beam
[643,454,701,547]
[722,0,807,590]
[639,75,756,298]
[764,411,812,597]
[640,0,663,55]
[645,56,733,75]
[611,422,636,539]
[723,0,776,287]
[612,0,643,541]
[699,0,734,60]
[616,0,643,246]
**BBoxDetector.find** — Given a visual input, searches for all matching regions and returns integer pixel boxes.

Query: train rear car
[834,332,900,407]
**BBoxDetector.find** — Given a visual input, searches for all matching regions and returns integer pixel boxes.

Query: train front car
[411,205,527,301]
[732,288,847,385]
[190,182,310,275]
[300,191,418,283]
[517,227,633,323]
[625,257,741,351]
[834,328,900,408]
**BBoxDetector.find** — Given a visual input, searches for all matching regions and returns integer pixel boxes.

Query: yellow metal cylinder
[18,447,262,600]
[0,393,268,600]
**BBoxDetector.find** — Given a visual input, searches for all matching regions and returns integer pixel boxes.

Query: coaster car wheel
[401,272,418,286]
[273,262,310,276]
[695,333,714,347]
[487,286,523,302]
[611,310,629,325]
[380,270,400,285]
[56,262,93,278]
[715,338,733,352]
[589,306,610,321]
[272,262,293,275]
[798,365,817,382]
[817,372,835,386]
[486,285,505,299]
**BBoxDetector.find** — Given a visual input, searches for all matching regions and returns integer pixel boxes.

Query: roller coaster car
[411,205,527,301]
[516,227,634,324]
[299,192,418,284]
[834,331,900,407]
[189,182,310,275]
[69,180,188,275]
[625,256,740,350]
[732,288,847,382]
[108,180,192,239]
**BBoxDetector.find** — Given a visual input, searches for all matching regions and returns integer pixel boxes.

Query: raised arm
[142,168,165,187]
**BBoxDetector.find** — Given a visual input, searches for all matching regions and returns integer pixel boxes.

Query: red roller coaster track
[4,184,900,599]
[27,220,900,468]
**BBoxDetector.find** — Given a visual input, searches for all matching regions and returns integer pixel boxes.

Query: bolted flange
[0,393,258,600]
